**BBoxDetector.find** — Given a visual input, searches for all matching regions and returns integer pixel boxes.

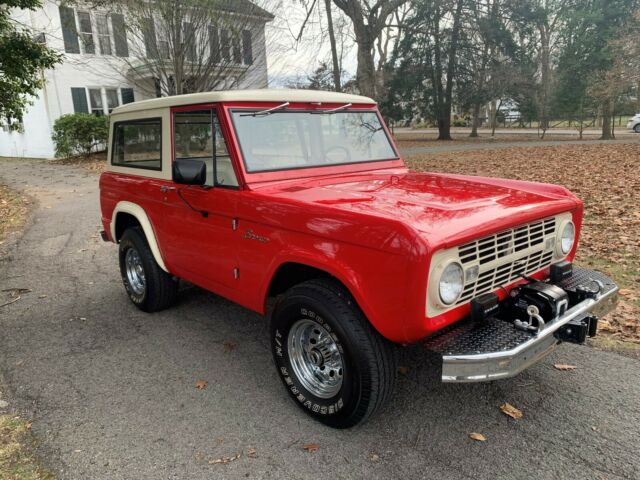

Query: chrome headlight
[558,221,575,255]
[439,262,464,305]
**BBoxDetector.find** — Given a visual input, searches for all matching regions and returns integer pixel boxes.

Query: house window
[89,89,104,115]
[112,118,162,170]
[96,15,112,55]
[77,87,130,115]
[232,35,241,64]
[105,89,119,113]
[158,40,170,60]
[77,11,95,54]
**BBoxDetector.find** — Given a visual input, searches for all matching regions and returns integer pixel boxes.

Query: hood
[260,170,580,249]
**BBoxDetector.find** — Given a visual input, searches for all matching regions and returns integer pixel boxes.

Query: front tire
[118,227,178,312]
[270,279,396,428]
[634,124,640,133]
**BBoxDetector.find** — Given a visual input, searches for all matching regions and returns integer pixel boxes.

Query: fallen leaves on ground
[554,364,578,371]
[302,443,320,452]
[247,447,257,458]
[393,132,585,150]
[208,452,241,465]
[195,380,208,390]
[500,403,523,420]
[0,184,30,246]
[468,432,487,441]
[223,341,237,353]
[407,143,640,344]
[370,453,380,461]
[50,152,107,173]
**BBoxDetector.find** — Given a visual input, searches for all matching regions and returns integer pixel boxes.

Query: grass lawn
[406,143,640,345]
[0,415,55,480]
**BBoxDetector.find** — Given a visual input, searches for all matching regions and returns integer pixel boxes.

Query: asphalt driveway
[1,157,639,479]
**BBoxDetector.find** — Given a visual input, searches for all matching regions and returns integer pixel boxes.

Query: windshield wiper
[311,103,352,115]
[240,102,290,117]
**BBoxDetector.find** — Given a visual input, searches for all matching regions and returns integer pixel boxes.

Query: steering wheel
[324,145,352,164]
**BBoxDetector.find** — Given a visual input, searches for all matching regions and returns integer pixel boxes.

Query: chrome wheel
[125,248,146,295]
[287,319,344,398]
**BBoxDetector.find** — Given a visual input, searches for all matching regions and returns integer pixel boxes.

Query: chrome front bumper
[424,268,618,383]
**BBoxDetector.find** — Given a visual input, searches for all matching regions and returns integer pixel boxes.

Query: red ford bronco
[100,89,618,428]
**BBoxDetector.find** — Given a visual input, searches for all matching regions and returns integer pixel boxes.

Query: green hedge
[52,113,109,158]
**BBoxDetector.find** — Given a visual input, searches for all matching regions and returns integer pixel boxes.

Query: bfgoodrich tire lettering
[118,227,178,312]
[271,278,396,428]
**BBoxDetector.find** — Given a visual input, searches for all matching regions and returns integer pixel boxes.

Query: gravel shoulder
[0,156,639,480]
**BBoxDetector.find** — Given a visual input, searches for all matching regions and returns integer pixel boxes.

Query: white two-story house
[0,0,273,158]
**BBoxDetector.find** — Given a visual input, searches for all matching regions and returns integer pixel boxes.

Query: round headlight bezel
[438,261,464,306]
[557,220,576,256]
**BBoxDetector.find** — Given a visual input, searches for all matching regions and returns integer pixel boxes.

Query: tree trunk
[437,0,464,141]
[354,36,376,98]
[600,99,613,139]
[469,102,481,137]
[437,117,451,140]
[538,25,551,131]
[324,0,342,92]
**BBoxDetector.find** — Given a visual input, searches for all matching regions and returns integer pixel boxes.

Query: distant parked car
[627,113,640,132]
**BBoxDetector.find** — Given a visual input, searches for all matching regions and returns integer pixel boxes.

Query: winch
[507,281,569,333]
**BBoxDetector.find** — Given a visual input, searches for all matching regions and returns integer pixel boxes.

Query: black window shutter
[242,30,253,65]
[111,13,129,57]
[183,22,196,62]
[59,6,80,54]
[221,29,230,61]
[71,88,88,113]
[121,88,135,104]
[143,18,158,58]
[209,27,220,64]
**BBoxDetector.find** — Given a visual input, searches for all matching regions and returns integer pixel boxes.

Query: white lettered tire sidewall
[270,279,396,428]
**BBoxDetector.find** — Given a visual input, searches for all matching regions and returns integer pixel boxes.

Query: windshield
[230,110,398,173]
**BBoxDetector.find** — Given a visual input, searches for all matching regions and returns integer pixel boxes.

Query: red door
[159,105,242,294]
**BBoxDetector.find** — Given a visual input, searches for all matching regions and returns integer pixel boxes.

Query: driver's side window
[174,109,238,188]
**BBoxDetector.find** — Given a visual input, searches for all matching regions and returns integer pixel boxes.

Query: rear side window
[112,118,162,170]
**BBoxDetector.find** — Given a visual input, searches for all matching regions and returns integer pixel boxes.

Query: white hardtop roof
[112,89,376,115]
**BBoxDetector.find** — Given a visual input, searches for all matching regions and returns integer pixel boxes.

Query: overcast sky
[264,3,357,86]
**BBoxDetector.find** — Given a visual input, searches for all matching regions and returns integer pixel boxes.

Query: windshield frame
[228,106,401,175]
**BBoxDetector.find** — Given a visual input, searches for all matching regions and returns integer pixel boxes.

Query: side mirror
[173,158,206,185]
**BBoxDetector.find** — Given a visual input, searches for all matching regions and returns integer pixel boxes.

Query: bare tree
[332,0,409,99]
[85,0,278,97]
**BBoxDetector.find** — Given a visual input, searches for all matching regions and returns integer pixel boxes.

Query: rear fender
[111,201,168,272]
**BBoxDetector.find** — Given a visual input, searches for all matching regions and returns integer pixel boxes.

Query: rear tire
[119,227,178,312]
[270,278,396,428]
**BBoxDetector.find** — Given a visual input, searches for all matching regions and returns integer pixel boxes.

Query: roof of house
[112,89,376,115]
[218,0,275,20]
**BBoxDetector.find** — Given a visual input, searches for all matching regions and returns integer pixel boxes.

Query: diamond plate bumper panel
[424,268,618,383]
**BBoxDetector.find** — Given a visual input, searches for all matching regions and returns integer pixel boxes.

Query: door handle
[160,185,176,193]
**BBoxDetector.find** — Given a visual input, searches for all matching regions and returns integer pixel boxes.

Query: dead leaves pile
[0,184,30,246]
[50,152,108,174]
[407,143,640,343]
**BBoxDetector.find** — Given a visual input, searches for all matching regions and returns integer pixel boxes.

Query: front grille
[455,217,557,306]
[459,217,556,266]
